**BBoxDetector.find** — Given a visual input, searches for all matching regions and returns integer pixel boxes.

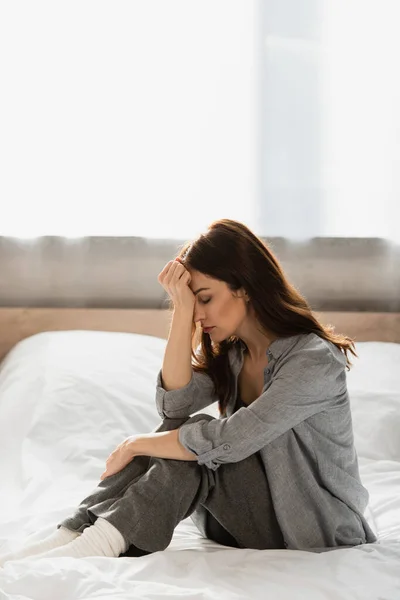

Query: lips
[203,327,215,333]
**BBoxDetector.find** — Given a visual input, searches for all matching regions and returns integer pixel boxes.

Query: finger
[169,260,182,273]
[165,261,184,284]
[157,260,174,283]
[178,265,190,279]
[182,270,191,281]
[102,466,115,479]
[160,260,180,284]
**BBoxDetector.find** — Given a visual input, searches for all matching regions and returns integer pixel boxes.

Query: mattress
[0,330,399,599]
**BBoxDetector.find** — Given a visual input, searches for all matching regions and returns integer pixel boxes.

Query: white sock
[12,518,128,562]
[0,526,80,566]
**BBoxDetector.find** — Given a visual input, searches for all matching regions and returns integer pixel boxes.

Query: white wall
[0,0,257,238]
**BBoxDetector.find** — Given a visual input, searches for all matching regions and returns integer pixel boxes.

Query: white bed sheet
[0,331,399,599]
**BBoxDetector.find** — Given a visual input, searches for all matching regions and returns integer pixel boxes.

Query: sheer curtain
[0,1,399,240]
[258,0,400,241]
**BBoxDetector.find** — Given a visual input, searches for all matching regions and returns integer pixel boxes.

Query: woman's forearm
[135,429,198,461]
[161,309,194,391]
[101,429,197,480]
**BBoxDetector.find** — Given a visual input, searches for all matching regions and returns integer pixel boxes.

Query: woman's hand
[158,258,195,314]
[100,431,197,480]
[100,435,142,481]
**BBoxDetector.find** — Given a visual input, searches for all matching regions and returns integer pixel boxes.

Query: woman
[0,219,376,564]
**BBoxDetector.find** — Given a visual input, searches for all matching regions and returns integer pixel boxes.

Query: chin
[212,331,231,344]
[204,329,220,342]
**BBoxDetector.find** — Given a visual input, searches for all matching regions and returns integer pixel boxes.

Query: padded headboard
[0,236,399,311]
[0,235,399,361]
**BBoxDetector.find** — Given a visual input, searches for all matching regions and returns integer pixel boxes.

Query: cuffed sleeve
[155,368,218,419]
[178,345,346,470]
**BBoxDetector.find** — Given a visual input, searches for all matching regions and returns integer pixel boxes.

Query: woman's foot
[8,518,128,562]
[0,526,80,566]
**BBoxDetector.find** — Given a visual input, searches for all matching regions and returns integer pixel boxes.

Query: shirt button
[223,444,231,451]
[265,368,270,374]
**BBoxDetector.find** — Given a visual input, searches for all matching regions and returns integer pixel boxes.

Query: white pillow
[0,330,167,505]
[346,342,400,461]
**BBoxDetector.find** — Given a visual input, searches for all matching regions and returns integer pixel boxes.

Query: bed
[0,307,399,600]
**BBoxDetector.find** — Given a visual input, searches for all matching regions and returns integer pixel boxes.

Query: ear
[235,287,250,302]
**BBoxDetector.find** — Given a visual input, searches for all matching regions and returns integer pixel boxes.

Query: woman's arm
[133,429,198,461]
[156,368,219,419]
[156,311,219,418]
[161,308,193,391]
[157,258,195,391]
[101,429,197,479]
[156,259,218,418]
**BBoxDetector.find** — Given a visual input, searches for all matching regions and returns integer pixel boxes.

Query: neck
[236,312,278,363]
[240,328,278,363]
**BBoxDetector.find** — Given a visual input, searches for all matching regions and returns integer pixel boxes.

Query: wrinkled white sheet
[0,331,399,599]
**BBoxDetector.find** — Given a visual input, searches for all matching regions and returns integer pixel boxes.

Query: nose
[193,303,205,324]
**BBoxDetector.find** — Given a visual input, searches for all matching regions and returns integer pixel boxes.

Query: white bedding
[0,331,399,599]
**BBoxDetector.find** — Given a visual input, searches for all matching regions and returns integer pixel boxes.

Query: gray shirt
[155,332,377,550]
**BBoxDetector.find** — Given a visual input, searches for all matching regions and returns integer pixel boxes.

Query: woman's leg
[0,527,81,565]
[57,416,188,534]
[5,414,212,563]
[0,416,189,565]
[196,450,285,550]
[202,510,240,548]
[4,413,285,562]
[83,413,285,554]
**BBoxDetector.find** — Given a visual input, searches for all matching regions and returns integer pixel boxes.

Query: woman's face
[189,269,248,342]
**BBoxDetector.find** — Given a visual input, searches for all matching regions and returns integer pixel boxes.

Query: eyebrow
[193,287,210,295]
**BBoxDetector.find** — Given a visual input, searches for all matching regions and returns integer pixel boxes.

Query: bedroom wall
[0,236,399,312]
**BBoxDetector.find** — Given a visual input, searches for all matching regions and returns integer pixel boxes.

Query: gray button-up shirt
[156,333,377,550]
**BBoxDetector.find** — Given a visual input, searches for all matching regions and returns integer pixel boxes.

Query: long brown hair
[175,219,357,416]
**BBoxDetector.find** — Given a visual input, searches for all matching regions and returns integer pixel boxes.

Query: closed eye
[199,298,211,305]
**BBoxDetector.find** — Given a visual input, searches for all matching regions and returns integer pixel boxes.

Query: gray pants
[58,414,285,556]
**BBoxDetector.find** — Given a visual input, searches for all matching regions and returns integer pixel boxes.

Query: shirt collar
[238,333,304,361]
[268,334,303,359]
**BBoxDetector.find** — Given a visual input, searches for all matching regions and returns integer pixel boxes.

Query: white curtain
[258,0,400,241]
[0,1,399,241]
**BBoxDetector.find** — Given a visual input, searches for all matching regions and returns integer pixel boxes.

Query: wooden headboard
[0,307,399,363]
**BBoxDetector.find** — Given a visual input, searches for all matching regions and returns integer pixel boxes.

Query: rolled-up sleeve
[178,346,346,470]
[155,368,218,419]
